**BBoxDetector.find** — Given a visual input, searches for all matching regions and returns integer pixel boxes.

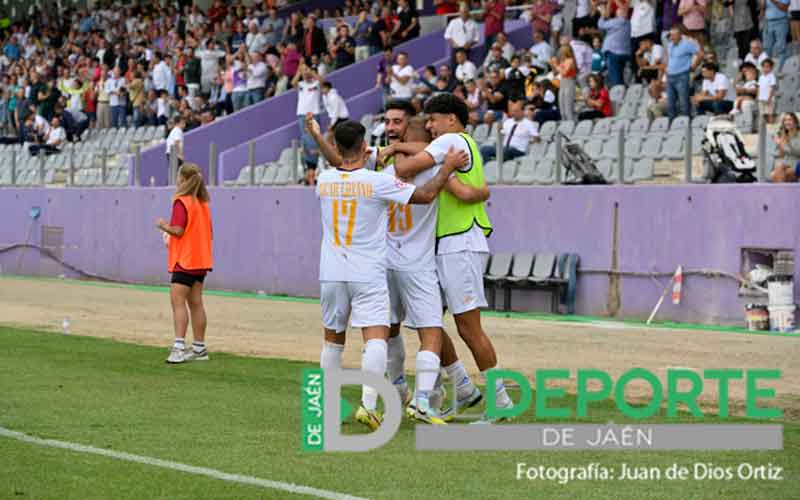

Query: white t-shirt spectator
[702,72,735,102]
[153,60,171,91]
[105,77,124,106]
[577,0,591,17]
[166,125,183,156]
[46,126,66,146]
[157,97,169,118]
[745,51,768,68]
[247,61,268,90]
[444,17,480,49]
[758,72,777,102]
[645,44,666,65]
[246,32,267,54]
[630,0,656,38]
[323,88,349,121]
[390,64,415,99]
[456,60,478,82]
[500,41,515,63]
[529,41,553,70]
[571,39,593,76]
[501,117,539,153]
[296,79,321,115]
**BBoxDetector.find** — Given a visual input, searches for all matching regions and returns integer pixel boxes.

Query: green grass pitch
[0,326,797,500]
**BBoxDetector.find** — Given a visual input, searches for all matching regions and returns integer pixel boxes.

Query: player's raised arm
[305,112,344,166]
[394,148,436,178]
[445,176,490,202]
[408,147,468,204]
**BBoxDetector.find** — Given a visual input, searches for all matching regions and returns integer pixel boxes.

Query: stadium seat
[557,120,575,137]
[629,157,655,181]
[609,85,626,106]
[573,120,594,138]
[501,252,535,311]
[650,116,670,136]
[779,55,800,76]
[527,141,548,159]
[514,161,536,184]
[624,84,644,104]
[529,253,556,283]
[734,112,754,133]
[484,252,513,309]
[544,142,558,159]
[592,118,613,137]
[235,166,253,186]
[472,124,490,143]
[597,159,614,181]
[669,116,690,132]
[533,158,556,184]
[584,138,603,160]
[500,160,517,183]
[692,115,710,130]
[662,134,686,160]
[261,163,279,184]
[610,118,630,136]
[273,164,292,185]
[624,135,644,159]
[630,117,650,135]
[484,160,499,184]
[601,139,619,160]
[640,135,663,159]
[538,121,558,141]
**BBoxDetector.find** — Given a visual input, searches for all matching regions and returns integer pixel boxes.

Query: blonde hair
[175,163,210,203]
[559,44,575,61]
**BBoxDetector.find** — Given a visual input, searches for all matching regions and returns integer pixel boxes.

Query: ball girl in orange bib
[156,163,213,364]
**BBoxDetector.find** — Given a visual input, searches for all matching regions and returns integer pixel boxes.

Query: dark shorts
[792,11,800,21]
[171,271,206,287]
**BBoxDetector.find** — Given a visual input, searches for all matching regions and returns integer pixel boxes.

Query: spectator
[484,0,506,48]
[166,116,186,166]
[232,52,249,112]
[375,6,396,50]
[183,50,202,98]
[578,73,613,120]
[435,0,460,16]
[731,62,759,116]
[745,39,768,67]
[246,52,268,106]
[678,0,708,47]
[732,0,755,60]
[630,1,656,76]
[436,64,458,92]
[483,43,511,74]
[454,49,478,82]
[496,32,515,62]
[331,25,356,69]
[152,52,172,92]
[770,112,800,182]
[302,16,327,60]
[262,9,285,47]
[293,62,322,183]
[480,100,539,161]
[30,116,65,156]
[283,42,302,79]
[207,0,228,25]
[666,26,702,119]
[758,58,777,124]
[156,90,171,126]
[598,2,632,88]
[321,81,350,131]
[762,0,790,65]
[353,10,375,62]
[196,41,226,95]
[529,29,554,72]
[388,52,415,101]
[792,0,800,42]
[591,35,605,73]
[635,37,666,83]
[552,44,577,122]
[528,0,559,39]
[660,0,681,46]
[246,21,267,54]
[482,70,513,122]
[444,5,481,61]
[393,0,420,45]
[692,63,735,115]
[464,78,484,116]
[504,55,530,102]
[129,71,146,126]
[532,79,561,124]
[571,29,594,85]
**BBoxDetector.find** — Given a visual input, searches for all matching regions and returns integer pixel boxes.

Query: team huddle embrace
[309,93,515,428]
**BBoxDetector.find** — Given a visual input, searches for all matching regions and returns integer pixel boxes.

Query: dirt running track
[2,278,799,418]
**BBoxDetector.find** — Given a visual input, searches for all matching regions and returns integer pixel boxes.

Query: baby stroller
[558,133,607,185]
[701,117,757,183]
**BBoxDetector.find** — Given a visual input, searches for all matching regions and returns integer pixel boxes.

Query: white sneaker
[184,349,209,362]
[166,346,186,364]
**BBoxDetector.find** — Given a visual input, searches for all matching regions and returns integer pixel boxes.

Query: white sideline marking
[0,427,369,500]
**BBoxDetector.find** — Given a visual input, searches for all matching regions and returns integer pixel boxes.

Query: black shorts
[171,271,206,287]
[792,11,800,21]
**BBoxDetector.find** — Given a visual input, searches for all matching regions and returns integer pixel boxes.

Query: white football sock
[320,341,344,370]
[173,338,185,350]
[444,360,476,400]
[483,366,513,408]
[414,351,440,401]
[192,341,206,353]
[386,335,408,396]
[361,338,388,411]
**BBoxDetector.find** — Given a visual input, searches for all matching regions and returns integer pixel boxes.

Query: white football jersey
[382,164,439,272]
[317,167,416,282]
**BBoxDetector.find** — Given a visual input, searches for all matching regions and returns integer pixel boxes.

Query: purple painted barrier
[218,87,383,183]
[1,185,798,326]
[138,29,449,186]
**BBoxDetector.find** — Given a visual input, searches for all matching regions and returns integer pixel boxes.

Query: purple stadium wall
[1,184,797,326]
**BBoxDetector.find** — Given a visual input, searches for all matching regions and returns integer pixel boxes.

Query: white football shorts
[436,251,489,315]
[387,269,444,329]
[320,280,390,331]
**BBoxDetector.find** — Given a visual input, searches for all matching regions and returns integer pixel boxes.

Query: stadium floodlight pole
[38,151,45,186]
[208,142,217,187]
[554,133,562,184]
[617,128,625,184]
[248,140,256,186]
[757,117,767,182]
[133,144,141,187]
[684,124,692,183]
[291,139,299,184]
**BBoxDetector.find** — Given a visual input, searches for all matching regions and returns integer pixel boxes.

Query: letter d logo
[324,369,402,452]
